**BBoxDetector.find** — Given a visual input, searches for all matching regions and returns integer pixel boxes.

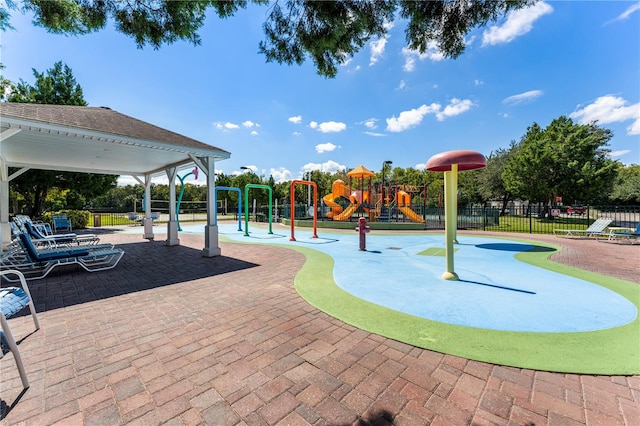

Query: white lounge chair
[553,217,613,238]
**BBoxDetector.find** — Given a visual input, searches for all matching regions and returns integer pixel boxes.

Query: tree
[475,145,518,214]
[1,0,534,78]
[609,164,640,205]
[8,61,86,104]
[8,61,118,217]
[503,116,620,216]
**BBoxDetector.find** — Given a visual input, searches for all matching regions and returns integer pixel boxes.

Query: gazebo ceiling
[0,103,231,177]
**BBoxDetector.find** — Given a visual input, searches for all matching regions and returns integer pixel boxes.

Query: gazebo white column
[142,174,154,240]
[192,156,220,257]
[0,161,10,250]
[166,167,180,246]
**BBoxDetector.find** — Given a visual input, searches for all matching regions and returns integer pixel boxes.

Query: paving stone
[0,229,636,426]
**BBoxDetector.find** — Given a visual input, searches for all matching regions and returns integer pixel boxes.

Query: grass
[484,214,595,234]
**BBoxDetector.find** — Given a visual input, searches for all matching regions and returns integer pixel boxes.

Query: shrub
[43,210,91,229]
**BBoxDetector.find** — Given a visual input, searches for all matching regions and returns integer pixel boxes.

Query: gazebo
[0,103,231,256]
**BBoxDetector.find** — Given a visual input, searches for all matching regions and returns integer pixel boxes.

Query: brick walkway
[1,228,638,425]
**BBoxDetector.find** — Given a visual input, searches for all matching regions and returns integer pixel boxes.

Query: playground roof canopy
[347,165,375,178]
[0,103,231,178]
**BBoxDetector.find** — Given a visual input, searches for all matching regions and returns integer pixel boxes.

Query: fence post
[529,206,533,233]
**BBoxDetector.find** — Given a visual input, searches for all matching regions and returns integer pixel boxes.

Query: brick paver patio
[1,226,638,425]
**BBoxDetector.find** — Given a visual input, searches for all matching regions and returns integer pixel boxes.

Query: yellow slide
[333,203,359,221]
[399,206,425,223]
[396,190,424,223]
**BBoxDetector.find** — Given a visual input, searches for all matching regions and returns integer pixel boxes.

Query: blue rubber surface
[132,223,638,333]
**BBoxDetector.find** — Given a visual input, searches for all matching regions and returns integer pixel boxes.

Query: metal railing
[85,205,639,235]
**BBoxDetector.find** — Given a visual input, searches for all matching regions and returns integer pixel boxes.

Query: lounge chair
[553,217,614,238]
[606,222,640,244]
[23,221,100,247]
[128,212,142,225]
[13,214,53,236]
[3,231,124,281]
[1,269,40,389]
[52,213,72,233]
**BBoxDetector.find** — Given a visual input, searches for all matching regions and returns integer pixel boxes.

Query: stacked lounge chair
[2,223,124,281]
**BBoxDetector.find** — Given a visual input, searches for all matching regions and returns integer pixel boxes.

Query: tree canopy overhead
[1,0,535,77]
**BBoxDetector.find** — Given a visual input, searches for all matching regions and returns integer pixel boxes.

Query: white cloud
[609,150,631,159]
[397,80,407,90]
[268,167,293,184]
[424,41,445,61]
[292,131,302,136]
[435,98,474,121]
[386,103,441,132]
[362,118,377,129]
[402,44,442,72]
[315,142,339,153]
[250,130,258,136]
[569,95,640,135]
[370,36,388,66]
[386,99,474,131]
[302,160,346,175]
[214,121,239,130]
[414,163,427,171]
[364,131,386,137]
[340,57,353,67]
[243,120,257,128]
[474,79,484,86]
[310,121,347,133]
[403,55,417,72]
[605,2,640,25]
[482,1,553,46]
[289,115,302,124]
[503,90,543,105]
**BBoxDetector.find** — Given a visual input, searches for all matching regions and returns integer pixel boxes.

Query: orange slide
[323,180,366,221]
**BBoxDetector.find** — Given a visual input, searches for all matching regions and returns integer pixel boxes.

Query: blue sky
[1,1,639,186]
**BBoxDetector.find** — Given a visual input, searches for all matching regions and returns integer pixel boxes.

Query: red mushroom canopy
[426,150,487,172]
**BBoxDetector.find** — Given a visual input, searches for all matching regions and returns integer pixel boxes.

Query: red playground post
[355,217,370,251]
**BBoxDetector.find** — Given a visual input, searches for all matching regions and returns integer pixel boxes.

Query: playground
[321,165,426,224]
[166,155,639,374]
[159,220,639,375]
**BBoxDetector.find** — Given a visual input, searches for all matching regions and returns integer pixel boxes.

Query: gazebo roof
[0,103,230,177]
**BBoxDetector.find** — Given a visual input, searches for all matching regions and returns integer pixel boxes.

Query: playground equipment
[244,184,273,237]
[322,164,425,223]
[214,187,242,231]
[289,180,318,241]
[355,217,370,251]
[323,180,368,221]
[427,150,486,280]
[396,190,425,223]
[289,180,319,241]
[324,166,374,221]
[176,167,198,231]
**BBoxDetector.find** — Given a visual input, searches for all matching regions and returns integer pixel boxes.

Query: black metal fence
[87,204,639,235]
